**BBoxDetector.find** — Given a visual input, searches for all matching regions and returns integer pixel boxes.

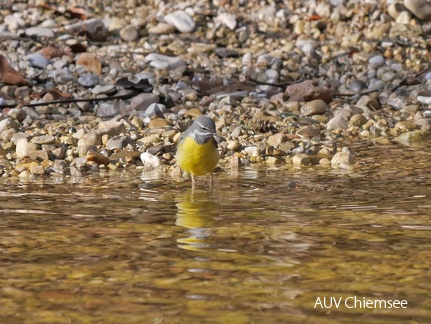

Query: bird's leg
[191,174,196,189]
[209,173,214,189]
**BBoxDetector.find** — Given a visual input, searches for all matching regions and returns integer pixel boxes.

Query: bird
[176,116,221,188]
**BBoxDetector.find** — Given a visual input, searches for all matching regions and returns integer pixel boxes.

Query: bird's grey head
[189,116,217,145]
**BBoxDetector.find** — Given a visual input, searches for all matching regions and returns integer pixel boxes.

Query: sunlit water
[1,143,431,323]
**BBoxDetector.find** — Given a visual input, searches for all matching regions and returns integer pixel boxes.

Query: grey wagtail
[176,116,221,188]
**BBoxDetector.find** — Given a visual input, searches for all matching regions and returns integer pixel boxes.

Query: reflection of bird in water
[175,190,220,251]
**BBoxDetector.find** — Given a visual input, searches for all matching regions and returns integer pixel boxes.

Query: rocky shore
[1,0,431,180]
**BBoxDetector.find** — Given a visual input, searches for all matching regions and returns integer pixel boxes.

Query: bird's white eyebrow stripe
[197,121,207,128]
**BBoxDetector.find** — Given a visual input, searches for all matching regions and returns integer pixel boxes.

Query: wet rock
[331,151,355,167]
[164,10,196,33]
[292,153,310,166]
[86,152,110,165]
[300,99,328,116]
[395,130,431,145]
[29,162,45,175]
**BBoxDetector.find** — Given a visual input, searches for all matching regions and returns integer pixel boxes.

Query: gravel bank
[1,0,431,180]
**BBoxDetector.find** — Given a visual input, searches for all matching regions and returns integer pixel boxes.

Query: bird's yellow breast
[176,136,219,176]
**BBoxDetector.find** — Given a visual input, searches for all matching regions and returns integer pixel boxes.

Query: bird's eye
[202,126,209,132]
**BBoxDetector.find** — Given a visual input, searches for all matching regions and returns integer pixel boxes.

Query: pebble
[31,135,55,145]
[16,138,38,158]
[292,153,310,166]
[368,55,385,69]
[331,151,355,167]
[92,85,116,95]
[148,23,176,34]
[164,10,196,33]
[25,27,54,38]
[120,25,139,42]
[106,136,133,150]
[327,115,348,130]
[27,53,49,69]
[145,53,186,70]
[131,93,159,110]
[141,103,166,118]
[78,74,99,87]
[51,69,74,84]
[216,12,237,30]
[300,100,328,116]
[404,0,431,21]
[96,103,120,118]
[140,152,161,169]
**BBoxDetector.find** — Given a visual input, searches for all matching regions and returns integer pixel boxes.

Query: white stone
[145,53,186,70]
[140,152,160,169]
[164,10,195,33]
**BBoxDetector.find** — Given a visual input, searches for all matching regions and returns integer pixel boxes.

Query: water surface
[1,143,431,323]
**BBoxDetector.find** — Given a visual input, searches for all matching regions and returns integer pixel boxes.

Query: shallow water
[1,142,431,323]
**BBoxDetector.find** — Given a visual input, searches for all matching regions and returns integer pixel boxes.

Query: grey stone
[92,85,115,95]
[130,93,159,110]
[106,136,133,150]
[27,53,50,68]
[368,55,385,69]
[96,103,120,118]
[327,114,348,130]
[78,74,99,87]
